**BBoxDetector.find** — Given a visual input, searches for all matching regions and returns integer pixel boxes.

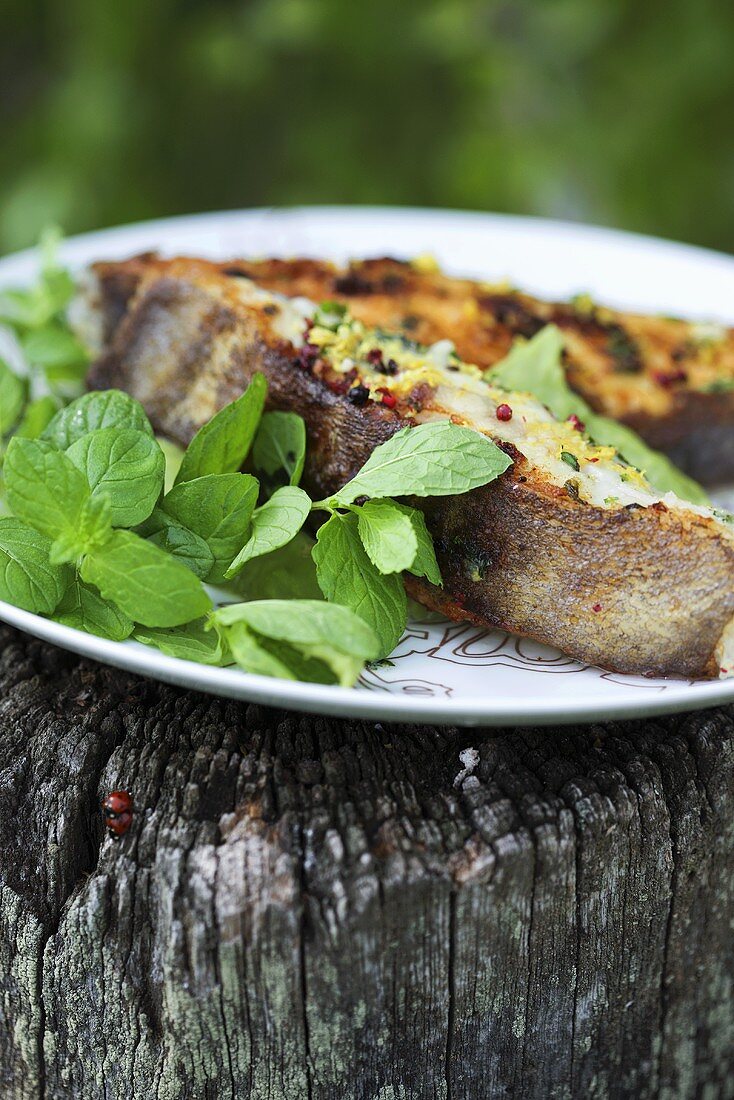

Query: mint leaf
[14,396,58,440]
[223,621,333,682]
[49,495,112,564]
[0,517,72,614]
[0,288,51,331]
[228,532,322,602]
[66,427,165,528]
[174,375,266,485]
[0,361,26,434]
[356,499,418,574]
[54,578,134,641]
[312,512,406,657]
[138,509,214,579]
[252,411,307,490]
[213,598,379,686]
[385,500,442,586]
[161,473,259,583]
[43,389,154,450]
[21,324,88,375]
[134,619,230,665]
[4,437,92,542]
[489,325,709,505]
[332,421,512,506]
[80,529,212,627]
[224,485,311,579]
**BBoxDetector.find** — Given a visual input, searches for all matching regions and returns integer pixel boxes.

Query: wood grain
[0,624,733,1099]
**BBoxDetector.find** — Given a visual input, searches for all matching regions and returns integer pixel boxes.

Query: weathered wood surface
[1,623,733,1099]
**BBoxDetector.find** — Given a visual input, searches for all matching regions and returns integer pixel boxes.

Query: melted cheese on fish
[285,298,719,518]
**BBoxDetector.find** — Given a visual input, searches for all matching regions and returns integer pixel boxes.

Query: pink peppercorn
[496,403,513,422]
[652,369,687,387]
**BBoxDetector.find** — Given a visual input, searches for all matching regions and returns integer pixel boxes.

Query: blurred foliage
[2,0,734,253]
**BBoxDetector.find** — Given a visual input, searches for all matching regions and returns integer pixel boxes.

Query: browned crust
[90,254,734,484]
[87,263,734,681]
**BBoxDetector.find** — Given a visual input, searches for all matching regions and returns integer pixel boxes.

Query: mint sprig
[0,228,88,407]
[303,421,509,656]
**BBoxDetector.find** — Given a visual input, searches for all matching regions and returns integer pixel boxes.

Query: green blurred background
[3,0,734,254]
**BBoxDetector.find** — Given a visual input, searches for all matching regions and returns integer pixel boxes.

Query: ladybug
[102,789,133,840]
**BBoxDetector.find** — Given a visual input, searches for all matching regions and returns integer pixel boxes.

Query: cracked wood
[0,625,733,1098]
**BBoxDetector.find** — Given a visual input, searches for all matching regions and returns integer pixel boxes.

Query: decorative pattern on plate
[358,618,680,696]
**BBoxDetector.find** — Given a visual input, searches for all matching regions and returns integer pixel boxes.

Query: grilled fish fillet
[77,257,734,680]
[84,253,734,485]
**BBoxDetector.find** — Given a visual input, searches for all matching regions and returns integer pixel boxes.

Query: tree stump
[1,623,733,1099]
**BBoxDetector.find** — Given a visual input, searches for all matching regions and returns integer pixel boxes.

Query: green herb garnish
[252,410,306,492]
[313,300,348,331]
[488,325,709,505]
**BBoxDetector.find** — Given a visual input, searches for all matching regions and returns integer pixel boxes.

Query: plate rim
[1,203,733,727]
[2,595,732,728]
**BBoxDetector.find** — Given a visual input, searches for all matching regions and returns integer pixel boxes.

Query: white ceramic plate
[2,205,734,727]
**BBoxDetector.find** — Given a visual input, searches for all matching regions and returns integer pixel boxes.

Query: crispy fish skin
[85,260,734,680]
[89,254,734,485]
